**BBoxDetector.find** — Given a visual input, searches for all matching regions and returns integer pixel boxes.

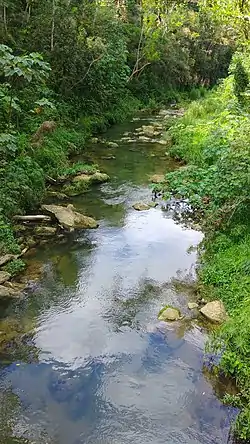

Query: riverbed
[0,113,236,443]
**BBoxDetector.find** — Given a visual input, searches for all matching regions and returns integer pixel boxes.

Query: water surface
[0,115,235,443]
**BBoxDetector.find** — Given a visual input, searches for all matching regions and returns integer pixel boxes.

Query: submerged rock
[149,174,165,184]
[42,204,98,230]
[102,155,116,160]
[0,271,11,284]
[34,226,57,236]
[200,300,228,324]
[132,202,157,211]
[158,306,181,321]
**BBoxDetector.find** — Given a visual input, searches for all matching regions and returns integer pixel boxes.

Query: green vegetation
[161,51,250,440]
[0,0,250,440]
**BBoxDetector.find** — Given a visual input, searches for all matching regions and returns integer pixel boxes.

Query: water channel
[0,113,236,443]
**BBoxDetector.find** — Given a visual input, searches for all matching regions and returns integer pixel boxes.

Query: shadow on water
[0,113,238,443]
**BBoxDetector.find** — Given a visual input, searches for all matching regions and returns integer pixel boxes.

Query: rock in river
[0,285,20,299]
[132,202,157,211]
[149,174,165,184]
[188,302,199,310]
[200,300,228,324]
[158,306,181,322]
[46,191,68,200]
[34,226,57,236]
[106,141,119,148]
[73,172,110,184]
[42,204,98,231]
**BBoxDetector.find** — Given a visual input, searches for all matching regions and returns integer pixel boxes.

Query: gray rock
[200,300,228,323]
[42,204,98,230]
[157,139,168,145]
[158,307,181,321]
[141,125,155,137]
[106,141,119,148]
[34,226,57,236]
[0,285,20,298]
[91,137,99,143]
[132,202,157,211]
[188,302,199,310]
[0,271,11,284]
[0,254,15,267]
[138,135,151,142]
[102,155,116,160]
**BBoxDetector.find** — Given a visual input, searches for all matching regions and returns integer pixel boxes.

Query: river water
[0,114,235,443]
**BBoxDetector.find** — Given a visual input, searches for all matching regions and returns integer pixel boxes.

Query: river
[0,112,236,443]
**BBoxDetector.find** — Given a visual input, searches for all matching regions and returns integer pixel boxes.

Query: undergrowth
[162,52,250,440]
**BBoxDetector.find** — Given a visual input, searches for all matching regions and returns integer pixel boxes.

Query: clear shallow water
[0,115,235,443]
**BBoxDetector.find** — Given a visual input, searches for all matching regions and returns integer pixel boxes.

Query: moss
[158,304,181,318]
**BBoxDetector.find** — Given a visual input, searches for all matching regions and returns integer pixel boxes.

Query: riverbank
[159,55,250,441]
[0,94,143,275]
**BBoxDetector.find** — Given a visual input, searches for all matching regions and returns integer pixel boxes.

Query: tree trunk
[51,0,55,51]
[3,4,7,33]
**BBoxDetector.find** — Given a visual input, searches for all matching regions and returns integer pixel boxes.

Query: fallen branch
[13,215,51,222]
[46,175,57,184]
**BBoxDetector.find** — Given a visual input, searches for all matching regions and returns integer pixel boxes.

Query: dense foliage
[161,51,250,440]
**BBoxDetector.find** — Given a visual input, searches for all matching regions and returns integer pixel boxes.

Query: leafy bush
[4,258,26,276]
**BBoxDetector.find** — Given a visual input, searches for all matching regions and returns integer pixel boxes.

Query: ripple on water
[0,115,236,444]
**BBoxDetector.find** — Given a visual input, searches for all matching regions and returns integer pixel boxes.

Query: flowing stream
[0,113,236,443]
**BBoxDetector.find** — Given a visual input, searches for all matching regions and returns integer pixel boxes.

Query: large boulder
[158,306,181,321]
[32,120,56,144]
[200,300,228,324]
[0,254,15,267]
[0,285,20,299]
[0,271,11,284]
[42,204,98,230]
